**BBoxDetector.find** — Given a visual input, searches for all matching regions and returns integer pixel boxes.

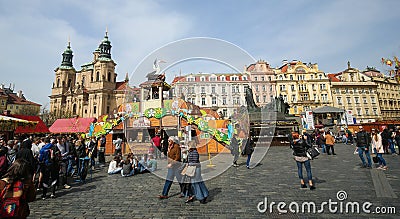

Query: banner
[346,110,354,125]
[305,111,314,130]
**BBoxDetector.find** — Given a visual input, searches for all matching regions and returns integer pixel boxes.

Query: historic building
[171,73,250,118]
[366,68,400,121]
[328,63,381,124]
[49,31,129,119]
[244,60,276,106]
[0,85,41,115]
[274,60,333,116]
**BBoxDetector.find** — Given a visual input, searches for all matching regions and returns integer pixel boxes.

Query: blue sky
[0,0,399,108]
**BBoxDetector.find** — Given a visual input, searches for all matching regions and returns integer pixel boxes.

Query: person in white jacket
[108,156,122,174]
[371,129,388,170]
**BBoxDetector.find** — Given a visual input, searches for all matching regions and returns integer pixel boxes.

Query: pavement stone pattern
[28,143,400,218]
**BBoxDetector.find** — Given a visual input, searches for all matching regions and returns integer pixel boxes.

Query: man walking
[159,136,182,199]
[98,135,106,166]
[356,126,372,168]
[151,132,162,159]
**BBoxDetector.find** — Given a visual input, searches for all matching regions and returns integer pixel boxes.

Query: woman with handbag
[291,132,315,190]
[185,141,209,204]
[371,129,388,170]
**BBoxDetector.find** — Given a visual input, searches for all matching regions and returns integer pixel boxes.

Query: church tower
[49,40,77,118]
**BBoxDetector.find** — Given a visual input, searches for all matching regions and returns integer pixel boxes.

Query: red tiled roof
[281,65,288,73]
[327,74,340,82]
[13,115,49,134]
[115,81,129,91]
[7,93,41,106]
[49,117,95,133]
[171,76,185,85]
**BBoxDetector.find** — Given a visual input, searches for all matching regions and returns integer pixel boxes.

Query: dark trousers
[98,151,105,164]
[326,144,335,155]
[41,164,58,197]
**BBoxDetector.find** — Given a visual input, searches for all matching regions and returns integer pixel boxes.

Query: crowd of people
[290,124,400,191]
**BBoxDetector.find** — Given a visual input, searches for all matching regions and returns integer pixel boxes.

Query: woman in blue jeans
[291,132,315,190]
[371,129,388,170]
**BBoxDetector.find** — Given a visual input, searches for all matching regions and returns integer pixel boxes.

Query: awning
[49,117,95,133]
[312,106,345,114]
[13,115,49,134]
[0,115,37,132]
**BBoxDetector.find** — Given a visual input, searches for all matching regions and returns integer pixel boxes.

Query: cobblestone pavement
[28,143,400,218]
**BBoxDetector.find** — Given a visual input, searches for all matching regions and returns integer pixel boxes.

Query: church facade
[49,32,129,119]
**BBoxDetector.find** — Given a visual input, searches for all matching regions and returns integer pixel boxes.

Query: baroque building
[244,60,276,106]
[171,73,250,118]
[328,63,381,124]
[49,31,129,119]
[275,60,333,116]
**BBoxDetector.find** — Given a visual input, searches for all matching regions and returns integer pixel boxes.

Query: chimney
[17,90,23,98]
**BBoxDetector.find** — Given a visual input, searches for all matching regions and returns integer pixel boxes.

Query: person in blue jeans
[356,126,372,168]
[159,137,182,199]
[291,132,315,190]
[371,129,388,170]
[243,136,255,169]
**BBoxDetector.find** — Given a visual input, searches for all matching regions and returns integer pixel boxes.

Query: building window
[261,76,264,81]
[201,98,206,106]
[312,84,315,90]
[347,97,351,104]
[231,76,238,81]
[365,108,369,115]
[57,78,60,87]
[200,77,205,82]
[371,97,375,104]
[232,85,239,93]
[357,108,361,116]
[212,97,217,105]
[291,85,295,91]
[222,86,226,94]
[321,94,328,102]
[211,87,216,93]
[254,76,258,81]
[220,76,225,81]
[314,94,317,101]
[262,85,266,92]
[373,108,377,115]
[222,97,227,105]
[363,97,367,104]
[255,85,259,92]
[290,75,293,80]
[354,97,360,104]
[300,94,309,101]
[319,84,326,90]
[223,109,227,117]
[256,95,260,103]
[268,76,271,81]
[201,87,205,93]
[282,95,288,102]
[270,85,273,92]
[187,77,195,82]
[94,106,97,114]
[96,72,100,81]
[107,72,111,82]
[210,77,216,81]
[263,95,266,102]
[292,95,296,102]
[337,97,342,105]
[279,85,286,91]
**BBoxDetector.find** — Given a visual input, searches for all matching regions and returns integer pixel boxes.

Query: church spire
[98,28,112,59]
[125,72,129,82]
[61,38,73,67]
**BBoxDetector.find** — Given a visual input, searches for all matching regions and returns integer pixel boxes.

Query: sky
[0,0,399,108]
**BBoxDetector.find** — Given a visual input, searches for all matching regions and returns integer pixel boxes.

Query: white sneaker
[64,184,71,189]
[51,180,57,187]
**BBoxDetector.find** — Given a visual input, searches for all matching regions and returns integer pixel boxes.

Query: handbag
[184,166,196,177]
[306,147,320,160]
[180,164,188,175]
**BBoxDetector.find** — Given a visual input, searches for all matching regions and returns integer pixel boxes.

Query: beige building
[275,60,333,116]
[328,63,381,124]
[366,68,400,120]
[0,85,41,115]
[49,32,129,119]
[244,60,276,106]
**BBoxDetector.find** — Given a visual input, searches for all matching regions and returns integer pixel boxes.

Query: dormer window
[220,76,226,81]
[242,76,247,81]
[186,77,195,82]
[200,76,206,82]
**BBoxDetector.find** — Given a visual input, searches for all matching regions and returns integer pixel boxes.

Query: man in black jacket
[356,126,372,168]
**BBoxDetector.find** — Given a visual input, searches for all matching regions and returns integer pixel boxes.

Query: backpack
[0,179,25,218]
[39,145,53,166]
